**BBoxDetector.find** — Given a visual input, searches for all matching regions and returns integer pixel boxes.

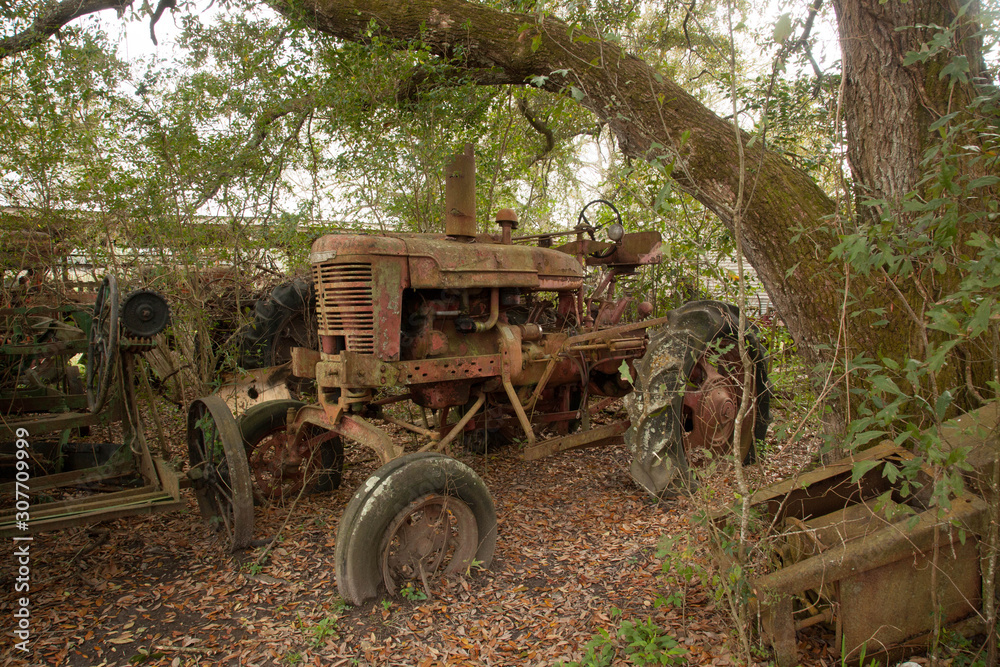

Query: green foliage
[826,71,999,511]
[554,607,686,667]
[735,72,842,183]
[307,615,339,647]
[128,648,166,664]
[938,628,992,667]
[617,617,686,665]
[556,628,616,667]
[399,583,428,601]
[296,598,349,648]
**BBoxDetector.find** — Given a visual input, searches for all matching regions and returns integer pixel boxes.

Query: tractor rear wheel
[625,301,771,498]
[237,278,314,369]
[239,399,343,504]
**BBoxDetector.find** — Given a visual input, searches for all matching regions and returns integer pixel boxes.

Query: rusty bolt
[495,208,518,224]
[496,208,519,245]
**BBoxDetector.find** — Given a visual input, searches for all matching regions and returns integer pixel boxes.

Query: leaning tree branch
[516,96,555,166]
[264,0,843,370]
[195,95,317,208]
[0,0,133,60]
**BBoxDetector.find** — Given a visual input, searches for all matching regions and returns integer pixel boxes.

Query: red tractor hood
[311,233,584,291]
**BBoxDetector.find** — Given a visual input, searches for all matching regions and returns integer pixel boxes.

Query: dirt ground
[1,402,853,667]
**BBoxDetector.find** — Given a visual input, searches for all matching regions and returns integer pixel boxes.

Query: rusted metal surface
[305,206,664,461]
[746,440,908,523]
[444,144,477,239]
[216,365,294,414]
[380,492,479,595]
[248,420,340,503]
[741,412,1000,667]
[681,342,755,460]
[521,421,628,461]
[312,247,406,360]
[330,413,403,464]
[554,230,662,269]
[214,146,774,604]
[1,304,91,421]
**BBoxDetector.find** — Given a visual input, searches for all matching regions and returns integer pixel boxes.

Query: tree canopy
[2,0,999,436]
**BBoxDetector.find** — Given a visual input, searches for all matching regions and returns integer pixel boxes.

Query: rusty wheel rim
[248,429,303,503]
[247,424,327,504]
[681,339,755,461]
[379,494,478,596]
[187,396,254,551]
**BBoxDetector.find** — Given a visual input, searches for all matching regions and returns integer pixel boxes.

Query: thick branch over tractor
[267,0,841,371]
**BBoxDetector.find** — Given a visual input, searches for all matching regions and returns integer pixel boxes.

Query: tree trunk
[834,0,986,221]
[831,0,992,413]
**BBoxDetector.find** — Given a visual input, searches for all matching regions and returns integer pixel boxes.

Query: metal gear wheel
[120,289,171,338]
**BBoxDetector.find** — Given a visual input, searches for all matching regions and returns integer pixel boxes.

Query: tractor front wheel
[239,399,344,505]
[335,453,496,605]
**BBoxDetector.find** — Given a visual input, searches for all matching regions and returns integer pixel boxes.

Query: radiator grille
[313,262,375,354]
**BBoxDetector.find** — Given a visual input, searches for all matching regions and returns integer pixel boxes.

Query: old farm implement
[737,402,1000,665]
[0,277,182,535]
[186,146,772,604]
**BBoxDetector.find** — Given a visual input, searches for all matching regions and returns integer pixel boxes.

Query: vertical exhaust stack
[445,144,477,240]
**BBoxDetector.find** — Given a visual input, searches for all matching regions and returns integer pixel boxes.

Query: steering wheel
[576,199,624,240]
[577,199,624,259]
[86,275,120,413]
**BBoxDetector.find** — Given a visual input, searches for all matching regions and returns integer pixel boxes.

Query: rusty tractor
[187,145,771,604]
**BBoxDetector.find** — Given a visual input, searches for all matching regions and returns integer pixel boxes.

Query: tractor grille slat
[313,262,375,353]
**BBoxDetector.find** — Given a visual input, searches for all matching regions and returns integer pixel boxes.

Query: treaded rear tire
[626,300,771,498]
[237,278,314,369]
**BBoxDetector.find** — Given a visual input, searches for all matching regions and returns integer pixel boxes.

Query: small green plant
[381,599,393,611]
[194,413,225,461]
[618,617,686,666]
[938,628,990,667]
[555,628,616,667]
[128,648,165,665]
[555,609,686,667]
[308,616,339,647]
[399,583,429,601]
[466,557,484,575]
[244,562,264,576]
[654,536,701,622]
[656,589,683,609]
[283,651,303,666]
